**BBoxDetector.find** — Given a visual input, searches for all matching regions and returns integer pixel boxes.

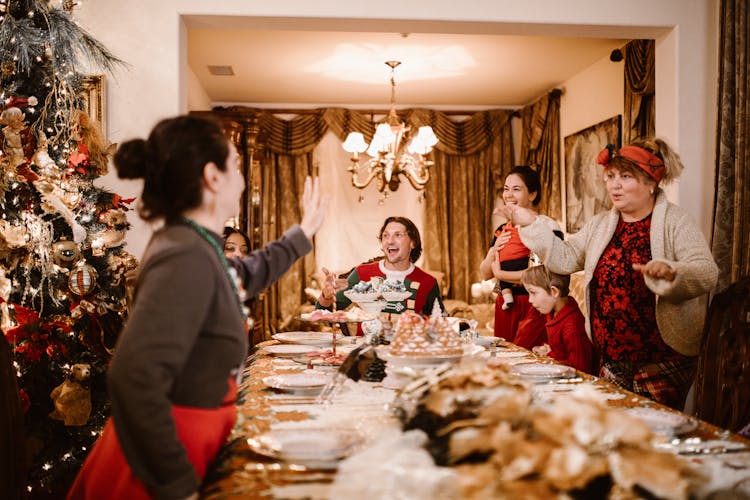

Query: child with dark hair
[521,265,594,374]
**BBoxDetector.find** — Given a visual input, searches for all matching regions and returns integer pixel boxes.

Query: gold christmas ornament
[68,263,98,295]
[0,220,29,248]
[101,209,128,248]
[49,363,92,426]
[1,60,16,76]
[0,268,11,300]
[52,238,81,268]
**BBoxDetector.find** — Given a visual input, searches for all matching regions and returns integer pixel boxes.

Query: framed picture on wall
[78,74,106,136]
[564,115,621,233]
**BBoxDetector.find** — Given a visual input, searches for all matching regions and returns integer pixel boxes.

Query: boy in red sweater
[521,265,594,374]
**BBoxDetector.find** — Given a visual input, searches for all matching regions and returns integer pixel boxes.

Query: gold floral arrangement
[396,365,703,499]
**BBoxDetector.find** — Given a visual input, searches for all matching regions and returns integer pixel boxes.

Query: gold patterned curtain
[711,0,750,291]
[206,106,515,331]
[623,39,656,144]
[422,109,515,302]
[519,89,562,221]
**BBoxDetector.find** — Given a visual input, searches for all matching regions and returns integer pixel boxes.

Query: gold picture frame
[563,115,621,233]
[79,74,106,136]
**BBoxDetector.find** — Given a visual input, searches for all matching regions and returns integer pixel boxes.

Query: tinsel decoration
[0,0,137,496]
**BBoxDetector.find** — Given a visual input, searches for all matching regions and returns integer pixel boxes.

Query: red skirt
[493,294,547,349]
[67,380,237,500]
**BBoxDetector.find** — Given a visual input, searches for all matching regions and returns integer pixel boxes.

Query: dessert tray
[511,363,577,382]
[343,279,411,303]
[272,331,349,346]
[623,407,699,435]
[299,307,373,323]
[262,372,331,395]
[262,344,319,357]
[380,290,412,302]
[342,290,381,302]
[375,344,483,367]
[247,428,364,468]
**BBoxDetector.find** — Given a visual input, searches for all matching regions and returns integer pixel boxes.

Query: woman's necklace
[182,217,249,326]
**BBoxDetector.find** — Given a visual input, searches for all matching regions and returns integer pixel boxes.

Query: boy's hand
[532,343,551,356]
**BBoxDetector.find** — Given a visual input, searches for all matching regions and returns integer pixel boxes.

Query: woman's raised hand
[300,176,330,240]
[498,204,537,227]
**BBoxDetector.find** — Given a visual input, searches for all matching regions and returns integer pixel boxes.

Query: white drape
[313,131,425,274]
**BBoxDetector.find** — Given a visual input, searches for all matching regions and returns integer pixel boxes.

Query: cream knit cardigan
[519,191,718,356]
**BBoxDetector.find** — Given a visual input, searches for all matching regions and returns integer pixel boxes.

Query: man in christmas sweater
[316,216,444,328]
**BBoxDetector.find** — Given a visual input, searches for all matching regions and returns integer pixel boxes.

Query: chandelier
[342,61,438,199]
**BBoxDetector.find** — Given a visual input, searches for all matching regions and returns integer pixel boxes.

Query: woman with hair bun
[69,115,329,500]
[507,138,718,410]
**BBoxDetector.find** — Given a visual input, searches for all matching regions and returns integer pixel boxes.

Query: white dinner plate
[511,363,577,381]
[247,428,363,468]
[262,373,331,395]
[272,331,345,346]
[262,344,319,357]
[623,407,698,435]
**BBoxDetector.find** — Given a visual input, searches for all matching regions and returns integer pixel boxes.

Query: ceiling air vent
[207,65,234,76]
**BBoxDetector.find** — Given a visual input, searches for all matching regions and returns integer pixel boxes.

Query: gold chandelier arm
[399,156,432,190]
[349,160,384,190]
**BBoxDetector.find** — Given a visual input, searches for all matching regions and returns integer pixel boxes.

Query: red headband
[596,144,665,183]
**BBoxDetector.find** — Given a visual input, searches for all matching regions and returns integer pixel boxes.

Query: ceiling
[185,17,640,110]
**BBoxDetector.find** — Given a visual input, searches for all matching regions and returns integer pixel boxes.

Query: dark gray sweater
[108,223,311,499]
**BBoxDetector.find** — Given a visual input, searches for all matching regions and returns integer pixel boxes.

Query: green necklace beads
[182,217,249,325]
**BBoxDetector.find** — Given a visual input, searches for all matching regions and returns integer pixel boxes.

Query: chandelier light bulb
[342,132,367,154]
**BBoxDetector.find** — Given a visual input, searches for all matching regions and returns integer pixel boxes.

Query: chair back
[0,334,25,499]
[694,277,750,431]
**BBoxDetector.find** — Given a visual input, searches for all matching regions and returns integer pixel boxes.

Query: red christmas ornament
[68,264,98,296]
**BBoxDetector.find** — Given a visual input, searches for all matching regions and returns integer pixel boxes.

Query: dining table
[201,333,750,499]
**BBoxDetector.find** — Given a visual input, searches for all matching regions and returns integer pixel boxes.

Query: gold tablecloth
[202,340,749,499]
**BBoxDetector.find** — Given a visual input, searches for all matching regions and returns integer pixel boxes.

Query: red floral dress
[589,215,694,409]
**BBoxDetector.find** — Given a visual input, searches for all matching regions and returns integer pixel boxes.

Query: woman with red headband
[505,138,718,410]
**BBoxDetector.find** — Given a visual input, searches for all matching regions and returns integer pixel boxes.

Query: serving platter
[380,290,412,302]
[272,331,346,346]
[247,428,363,468]
[375,344,483,367]
[511,363,577,382]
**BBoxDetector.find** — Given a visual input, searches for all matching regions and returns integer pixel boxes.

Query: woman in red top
[479,166,562,348]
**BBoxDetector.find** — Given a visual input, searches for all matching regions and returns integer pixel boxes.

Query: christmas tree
[0,0,135,495]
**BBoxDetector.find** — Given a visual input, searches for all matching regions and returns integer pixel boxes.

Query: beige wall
[559,52,624,232]
[75,0,719,259]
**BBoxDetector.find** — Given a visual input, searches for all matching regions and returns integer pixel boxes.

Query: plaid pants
[600,358,697,410]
